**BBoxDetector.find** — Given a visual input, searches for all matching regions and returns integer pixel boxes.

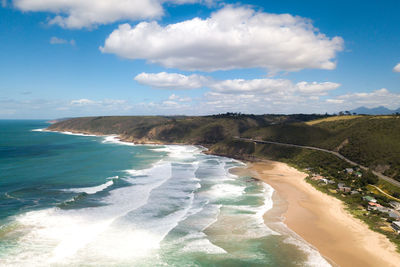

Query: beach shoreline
[236,160,400,267]
[45,127,400,266]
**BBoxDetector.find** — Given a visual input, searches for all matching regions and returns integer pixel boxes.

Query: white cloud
[70,98,96,105]
[69,98,129,109]
[168,94,179,100]
[296,81,340,95]
[2,0,7,8]
[162,100,178,106]
[326,99,344,104]
[326,88,400,109]
[134,72,340,97]
[133,71,345,114]
[50,37,67,44]
[13,0,212,29]
[210,78,293,94]
[101,6,343,72]
[50,36,75,45]
[393,63,400,72]
[169,94,192,102]
[134,72,208,90]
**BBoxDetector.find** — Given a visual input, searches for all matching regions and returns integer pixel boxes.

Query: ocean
[0,120,330,266]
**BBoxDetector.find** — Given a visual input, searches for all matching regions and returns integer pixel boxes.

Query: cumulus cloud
[101,6,343,72]
[210,78,293,94]
[169,94,192,102]
[134,72,340,97]
[393,63,400,72]
[50,37,75,45]
[134,72,209,90]
[296,81,340,95]
[13,0,212,29]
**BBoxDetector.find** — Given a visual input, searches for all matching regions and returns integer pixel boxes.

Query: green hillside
[48,114,400,181]
[240,116,400,181]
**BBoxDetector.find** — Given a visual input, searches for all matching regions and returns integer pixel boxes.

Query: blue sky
[0,0,399,119]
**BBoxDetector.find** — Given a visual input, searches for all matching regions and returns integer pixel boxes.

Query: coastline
[238,160,400,267]
[44,127,400,266]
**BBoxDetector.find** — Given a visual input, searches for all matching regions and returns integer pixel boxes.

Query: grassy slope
[240,116,400,181]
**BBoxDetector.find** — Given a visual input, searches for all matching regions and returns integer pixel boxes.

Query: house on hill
[389,211,400,220]
[389,201,400,210]
[338,183,351,193]
[391,221,400,233]
[363,196,377,203]
[367,202,384,211]
[318,178,328,185]
[311,175,324,181]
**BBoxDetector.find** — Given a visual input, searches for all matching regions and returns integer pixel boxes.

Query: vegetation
[49,114,400,181]
[240,115,400,182]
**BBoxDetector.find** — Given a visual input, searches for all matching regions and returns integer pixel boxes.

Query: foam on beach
[102,135,136,146]
[282,229,332,267]
[59,131,97,137]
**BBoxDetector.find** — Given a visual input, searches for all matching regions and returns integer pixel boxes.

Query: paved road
[237,137,400,188]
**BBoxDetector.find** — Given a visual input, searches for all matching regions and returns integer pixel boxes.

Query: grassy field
[306,115,363,125]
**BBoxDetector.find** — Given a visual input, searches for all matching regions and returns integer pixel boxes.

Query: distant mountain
[349,106,399,115]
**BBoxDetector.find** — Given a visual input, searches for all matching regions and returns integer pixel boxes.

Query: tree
[365,170,378,184]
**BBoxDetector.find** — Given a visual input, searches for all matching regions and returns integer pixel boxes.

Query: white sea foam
[1,144,330,266]
[32,128,98,136]
[63,180,114,195]
[59,131,97,137]
[206,183,246,199]
[102,135,136,146]
[150,145,202,159]
[181,233,227,254]
[2,162,174,265]
[125,169,146,176]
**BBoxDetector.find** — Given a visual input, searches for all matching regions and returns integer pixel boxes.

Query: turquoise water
[0,120,330,266]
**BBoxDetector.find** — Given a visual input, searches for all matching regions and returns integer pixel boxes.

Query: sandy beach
[237,161,400,267]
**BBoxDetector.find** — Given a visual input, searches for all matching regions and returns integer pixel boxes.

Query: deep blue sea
[0,120,330,266]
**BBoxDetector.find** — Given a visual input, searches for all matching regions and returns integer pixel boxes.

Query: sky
[0,0,399,119]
